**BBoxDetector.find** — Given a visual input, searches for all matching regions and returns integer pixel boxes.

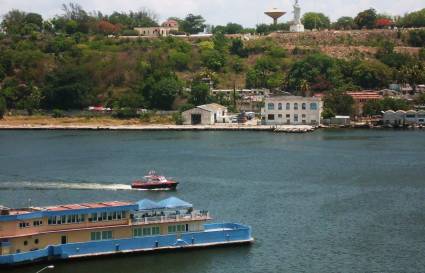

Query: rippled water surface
[1,129,425,273]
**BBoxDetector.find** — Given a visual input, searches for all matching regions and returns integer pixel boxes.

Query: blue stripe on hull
[0,223,253,266]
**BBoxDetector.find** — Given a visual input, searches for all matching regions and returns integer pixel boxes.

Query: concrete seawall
[0,124,317,132]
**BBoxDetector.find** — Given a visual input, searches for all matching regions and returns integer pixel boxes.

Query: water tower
[265,8,286,25]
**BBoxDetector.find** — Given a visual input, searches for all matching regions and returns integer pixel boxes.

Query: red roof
[347,91,383,100]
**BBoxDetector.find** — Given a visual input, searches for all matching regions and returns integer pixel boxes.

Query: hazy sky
[0,0,423,27]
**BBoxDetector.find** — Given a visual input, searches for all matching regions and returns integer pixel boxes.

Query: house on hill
[182,104,228,125]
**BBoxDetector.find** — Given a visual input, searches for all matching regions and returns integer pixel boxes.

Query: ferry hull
[131,182,178,190]
[0,223,253,267]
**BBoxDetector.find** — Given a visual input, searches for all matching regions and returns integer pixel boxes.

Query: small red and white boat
[131,170,178,190]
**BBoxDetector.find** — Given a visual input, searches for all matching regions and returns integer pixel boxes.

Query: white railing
[132,211,210,225]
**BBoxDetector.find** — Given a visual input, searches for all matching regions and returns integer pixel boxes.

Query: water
[1,129,425,273]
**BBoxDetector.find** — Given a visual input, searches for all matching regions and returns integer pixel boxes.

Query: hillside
[0,28,424,115]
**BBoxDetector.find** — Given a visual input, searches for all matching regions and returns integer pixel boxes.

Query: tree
[25,13,43,30]
[398,63,425,93]
[42,66,93,109]
[288,53,342,92]
[150,77,182,110]
[230,39,247,57]
[1,10,27,35]
[333,16,356,30]
[352,60,392,89]
[354,8,377,29]
[180,14,206,34]
[324,90,354,116]
[0,96,6,119]
[190,82,210,105]
[169,50,190,71]
[213,23,243,34]
[302,12,331,30]
[96,20,121,35]
[363,100,382,116]
[201,49,226,71]
[398,8,425,28]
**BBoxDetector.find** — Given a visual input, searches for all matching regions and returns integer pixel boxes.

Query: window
[302,103,306,110]
[18,222,30,228]
[24,241,28,246]
[310,103,317,110]
[278,114,282,118]
[302,114,306,118]
[152,227,160,235]
[267,103,275,110]
[91,231,112,241]
[286,114,290,118]
[286,103,290,110]
[33,220,42,227]
[294,114,299,122]
[34,239,39,245]
[168,224,186,234]
[294,103,299,110]
[134,226,160,237]
[268,114,275,121]
[278,103,282,110]
[168,225,177,234]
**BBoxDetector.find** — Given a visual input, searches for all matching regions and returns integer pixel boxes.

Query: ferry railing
[132,211,210,225]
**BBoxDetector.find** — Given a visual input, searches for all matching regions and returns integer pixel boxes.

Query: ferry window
[108,212,113,221]
[122,211,127,219]
[302,103,306,110]
[24,241,28,246]
[267,103,274,110]
[310,103,317,110]
[91,232,101,241]
[117,212,122,220]
[34,239,39,245]
[168,225,177,234]
[16,249,21,253]
[286,103,290,110]
[102,231,113,240]
[133,228,142,237]
[113,212,117,220]
[152,227,160,235]
[143,228,151,236]
[61,216,66,224]
[102,212,107,221]
[97,213,102,221]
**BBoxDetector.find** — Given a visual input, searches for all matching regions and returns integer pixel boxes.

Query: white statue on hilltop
[290,0,305,32]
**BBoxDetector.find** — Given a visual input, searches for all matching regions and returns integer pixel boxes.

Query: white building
[182,103,228,125]
[262,96,323,125]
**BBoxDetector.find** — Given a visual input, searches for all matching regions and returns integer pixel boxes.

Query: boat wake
[0,181,133,191]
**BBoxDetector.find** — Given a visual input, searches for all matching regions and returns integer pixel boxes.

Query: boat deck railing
[132,210,210,225]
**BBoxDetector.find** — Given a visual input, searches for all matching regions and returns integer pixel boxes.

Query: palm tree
[299,80,311,97]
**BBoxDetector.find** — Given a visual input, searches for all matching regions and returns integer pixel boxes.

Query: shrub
[52,109,65,118]
[112,108,138,119]
[172,112,183,125]
[140,112,153,122]
[0,96,6,119]
[408,30,425,47]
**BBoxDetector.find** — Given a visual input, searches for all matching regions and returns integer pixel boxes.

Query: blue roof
[157,197,193,209]
[137,199,160,211]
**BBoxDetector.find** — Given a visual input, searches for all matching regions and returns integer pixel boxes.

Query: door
[61,235,67,244]
[191,114,202,125]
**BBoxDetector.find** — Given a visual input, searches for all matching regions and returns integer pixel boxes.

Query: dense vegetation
[0,4,424,118]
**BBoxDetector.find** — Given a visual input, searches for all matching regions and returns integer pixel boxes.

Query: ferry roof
[1,201,138,222]
[137,197,193,211]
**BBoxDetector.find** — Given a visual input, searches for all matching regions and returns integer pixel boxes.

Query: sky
[0,0,423,27]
